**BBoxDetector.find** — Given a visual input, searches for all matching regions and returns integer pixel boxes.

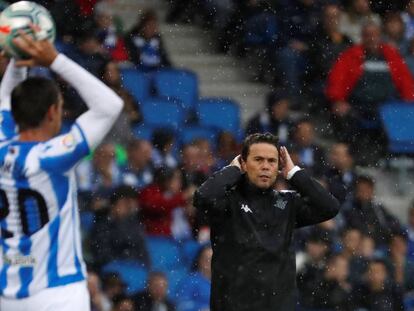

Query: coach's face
[241,143,279,189]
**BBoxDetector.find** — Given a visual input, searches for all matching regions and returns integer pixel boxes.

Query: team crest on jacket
[274,199,287,210]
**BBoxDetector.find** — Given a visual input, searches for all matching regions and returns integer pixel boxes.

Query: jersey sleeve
[50,54,123,150]
[0,59,27,141]
[38,123,90,172]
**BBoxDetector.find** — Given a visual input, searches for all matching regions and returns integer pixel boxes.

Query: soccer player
[0,31,123,310]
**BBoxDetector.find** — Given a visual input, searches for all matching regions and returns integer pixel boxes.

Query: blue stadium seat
[131,124,156,141]
[146,236,184,271]
[140,98,184,130]
[166,268,189,301]
[120,68,151,103]
[153,69,198,111]
[178,126,217,147]
[380,103,414,153]
[102,260,148,295]
[180,239,203,267]
[196,98,242,138]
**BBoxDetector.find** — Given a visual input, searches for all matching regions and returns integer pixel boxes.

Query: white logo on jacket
[241,204,252,213]
[274,200,287,210]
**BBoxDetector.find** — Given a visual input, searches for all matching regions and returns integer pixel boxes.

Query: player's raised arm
[0,57,27,111]
[13,30,124,150]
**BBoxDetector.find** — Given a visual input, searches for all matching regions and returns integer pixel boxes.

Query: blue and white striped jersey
[0,56,123,299]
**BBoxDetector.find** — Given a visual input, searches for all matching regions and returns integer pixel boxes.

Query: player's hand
[230,155,242,171]
[12,25,58,67]
[279,146,295,179]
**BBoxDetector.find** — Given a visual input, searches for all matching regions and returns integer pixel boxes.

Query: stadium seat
[166,268,188,301]
[380,103,414,153]
[131,124,156,141]
[140,98,185,130]
[153,69,198,111]
[102,260,148,295]
[178,126,217,147]
[146,236,184,271]
[120,68,151,103]
[196,98,242,139]
[180,239,203,267]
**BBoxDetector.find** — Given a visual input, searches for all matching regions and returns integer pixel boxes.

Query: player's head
[241,133,279,189]
[11,77,62,136]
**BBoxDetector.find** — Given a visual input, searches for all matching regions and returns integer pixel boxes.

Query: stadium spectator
[215,131,240,169]
[297,231,332,309]
[93,3,128,62]
[325,22,414,161]
[125,10,171,71]
[351,259,404,311]
[342,176,402,249]
[101,273,127,304]
[193,138,217,175]
[276,0,321,98]
[324,142,356,203]
[180,143,207,189]
[88,271,113,311]
[70,33,109,77]
[101,61,141,145]
[176,245,212,311]
[111,295,135,311]
[139,167,190,236]
[339,0,381,43]
[134,272,176,311]
[409,202,414,261]
[245,90,294,145]
[151,129,178,169]
[306,254,352,311]
[290,118,326,176]
[383,12,409,55]
[405,38,414,76]
[122,139,154,191]
[76,143,122,194]
[402,0,414,40]
[387,232,414,293]
[89,186,149,268]
[307,3,352,102]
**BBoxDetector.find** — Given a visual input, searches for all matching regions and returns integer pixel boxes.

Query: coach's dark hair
[11,77,60,131]
[241,133,279,161]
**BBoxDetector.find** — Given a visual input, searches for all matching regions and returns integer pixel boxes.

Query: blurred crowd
[2,0,414,310]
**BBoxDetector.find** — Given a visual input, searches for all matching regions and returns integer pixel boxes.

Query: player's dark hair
[241,132,279,161]
[11,77,60,131]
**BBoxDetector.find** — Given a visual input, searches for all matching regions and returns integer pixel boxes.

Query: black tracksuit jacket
[193,166,340,311]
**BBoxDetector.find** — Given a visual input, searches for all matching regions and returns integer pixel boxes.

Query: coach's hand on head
[279,146,295,179]
[230,155,243,171]
[12,24,58,67]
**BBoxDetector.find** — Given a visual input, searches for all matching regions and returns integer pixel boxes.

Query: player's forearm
[50,54,123,116]
[51,54,124,148]
[0,59,27,110]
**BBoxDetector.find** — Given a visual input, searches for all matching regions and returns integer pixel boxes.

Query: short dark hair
[241,133,279,161]
[11,77,60,131]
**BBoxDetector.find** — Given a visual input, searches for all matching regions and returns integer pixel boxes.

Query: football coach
[193,133,340,311]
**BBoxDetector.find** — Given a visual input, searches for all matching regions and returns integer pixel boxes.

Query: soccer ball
[0,1,55,59]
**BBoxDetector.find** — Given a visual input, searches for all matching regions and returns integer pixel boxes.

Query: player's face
[242,143,279,189]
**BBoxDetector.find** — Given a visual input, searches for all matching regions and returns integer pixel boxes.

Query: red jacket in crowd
[139,184,186,236]
[325,44,414,103]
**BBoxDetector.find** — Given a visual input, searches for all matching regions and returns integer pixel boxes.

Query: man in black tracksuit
[193,133,340,311]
